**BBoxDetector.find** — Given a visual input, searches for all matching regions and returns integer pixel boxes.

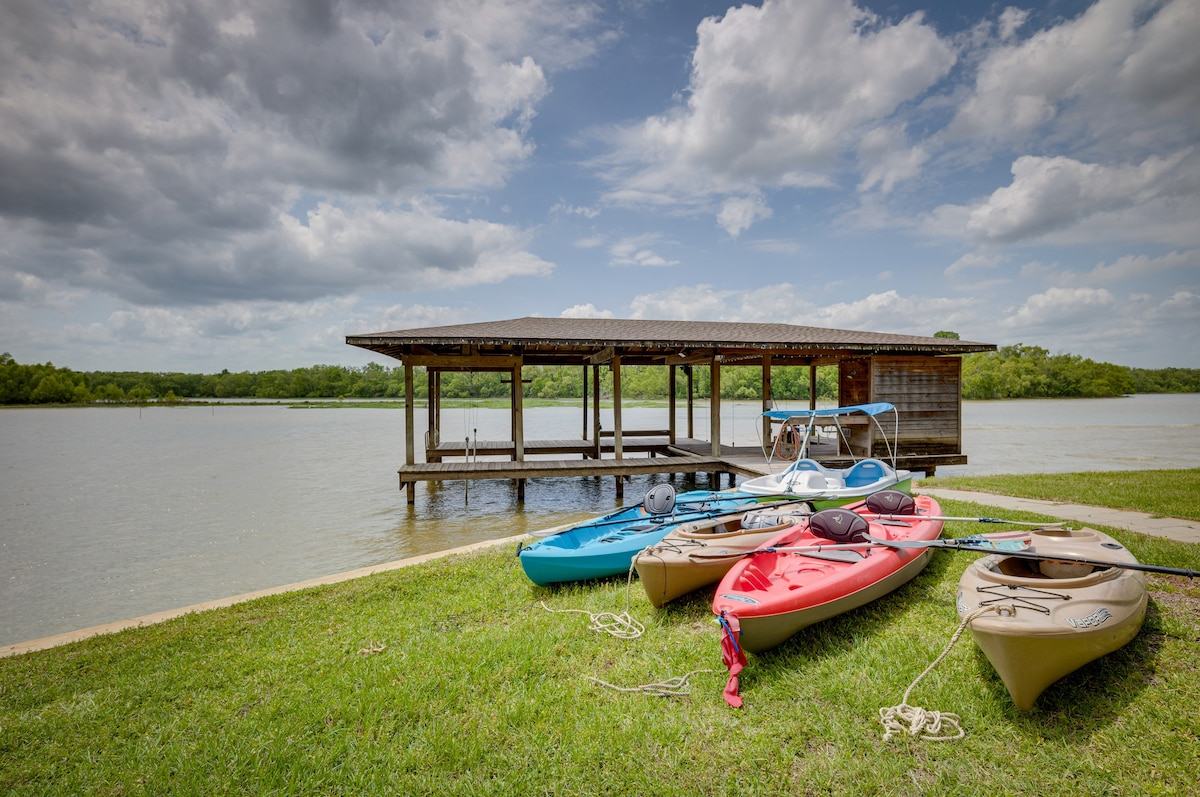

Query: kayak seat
[743,511,785,530]
[865,490,915,514]
[809,508,870,543]
[843,459,891,488]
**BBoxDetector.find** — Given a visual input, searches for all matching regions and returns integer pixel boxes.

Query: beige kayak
[957,527,1148,711]
[634,508,810,608]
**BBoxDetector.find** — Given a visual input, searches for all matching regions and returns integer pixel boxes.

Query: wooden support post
[612,353,623,461]
[710,355,721,457]
[761,354,772,451]
[404,362,416,504]
[591,365,602,459]
[581,365,588,442]
[512,361,524,462]
[685,365,695,438]
[668,365,677,444]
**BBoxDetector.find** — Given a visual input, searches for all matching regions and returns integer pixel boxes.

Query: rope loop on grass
[539,601,645,639]
[878,606,999,742]
[537,560,646,639]
[587,669,713,698]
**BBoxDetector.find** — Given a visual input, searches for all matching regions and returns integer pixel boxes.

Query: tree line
[1,347,1197,406]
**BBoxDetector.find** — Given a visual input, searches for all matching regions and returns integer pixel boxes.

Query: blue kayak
[518,486,797,586]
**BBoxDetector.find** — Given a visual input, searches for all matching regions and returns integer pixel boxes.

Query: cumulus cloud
[601,0,955,228]
[1080,249,1200,285]
[0,0,597,310]
[925,151,1192,245]
[627,284,978,338]
[609,235,679,267]
[856,125,929,194]
[947,0,1200,151]
[993,284,1200,363]
[559,303,613,318]
[1000,286,1117,330]
[717,194,773,238]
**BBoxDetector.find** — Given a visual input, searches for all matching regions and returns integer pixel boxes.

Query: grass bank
[3,472,1198,796]
[922,467,1200,522]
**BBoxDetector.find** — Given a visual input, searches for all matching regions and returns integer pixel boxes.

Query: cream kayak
[956,527,1148,711]
[634,506,812,608]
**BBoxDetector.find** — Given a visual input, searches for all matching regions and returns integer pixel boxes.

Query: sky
[1,0,1198,373]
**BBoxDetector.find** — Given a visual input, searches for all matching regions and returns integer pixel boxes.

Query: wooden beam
[587,346,615,365]
[405,354,522,369]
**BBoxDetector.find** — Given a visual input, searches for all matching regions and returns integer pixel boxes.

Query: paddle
[863,534,1200,578]
[862,513,1066,527]
[687,531,1032,561]
[528,496,814,537]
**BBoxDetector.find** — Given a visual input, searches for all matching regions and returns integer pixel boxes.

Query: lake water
[2,393,1198,647]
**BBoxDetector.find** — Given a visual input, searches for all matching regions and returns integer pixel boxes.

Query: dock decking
[398,436,967,502]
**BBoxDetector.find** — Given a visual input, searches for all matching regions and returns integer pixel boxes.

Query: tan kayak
[634,507,810,608]
[957,527,1148,711]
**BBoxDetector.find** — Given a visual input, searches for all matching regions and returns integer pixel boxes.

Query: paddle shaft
[863,513,1065,526]
[863,534,1200,578]
[532,496,814,537]
[688,533,1030,561]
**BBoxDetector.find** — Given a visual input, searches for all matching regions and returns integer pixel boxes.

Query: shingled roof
[346,317,994,366]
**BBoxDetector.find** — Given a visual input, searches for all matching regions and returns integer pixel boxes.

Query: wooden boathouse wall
[344,318,995,503]
[837,355,963,459]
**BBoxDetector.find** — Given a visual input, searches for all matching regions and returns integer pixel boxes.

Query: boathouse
[345,317,995,502]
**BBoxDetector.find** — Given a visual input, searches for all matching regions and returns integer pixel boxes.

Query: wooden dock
[397,436,966,502]
[402,436,759,501]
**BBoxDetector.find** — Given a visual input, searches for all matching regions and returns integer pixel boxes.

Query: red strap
[719,613,747,708]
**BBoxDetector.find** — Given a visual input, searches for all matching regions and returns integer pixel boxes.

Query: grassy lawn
[2,472,1198,796]
[921,468,1200,522]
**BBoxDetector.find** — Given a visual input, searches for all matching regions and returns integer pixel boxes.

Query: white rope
[539,601,645,639]
[537,560,646,639]
[878,606,998,742]
[587,669,713,697]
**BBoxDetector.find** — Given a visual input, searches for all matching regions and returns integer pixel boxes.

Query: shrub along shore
[2,471,1198,796]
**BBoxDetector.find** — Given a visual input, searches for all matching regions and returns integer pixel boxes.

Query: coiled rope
[537,560,645,639]
[878,606,999,742]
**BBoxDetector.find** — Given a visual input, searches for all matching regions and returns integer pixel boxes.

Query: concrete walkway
[917,487,1200,545]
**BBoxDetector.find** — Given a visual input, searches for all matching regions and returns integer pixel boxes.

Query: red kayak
[713,493,943,706]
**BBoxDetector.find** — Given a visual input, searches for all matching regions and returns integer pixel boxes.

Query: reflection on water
[1,394,1197,646]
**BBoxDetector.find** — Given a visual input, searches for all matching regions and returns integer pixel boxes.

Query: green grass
[3,472,1198,796]
[922,468,1200,522]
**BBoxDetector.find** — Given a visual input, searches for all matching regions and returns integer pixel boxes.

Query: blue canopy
[762,402,895,421]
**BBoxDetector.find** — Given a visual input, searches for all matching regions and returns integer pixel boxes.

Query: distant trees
[961,344,1143,399]
[1,347,1197,406]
